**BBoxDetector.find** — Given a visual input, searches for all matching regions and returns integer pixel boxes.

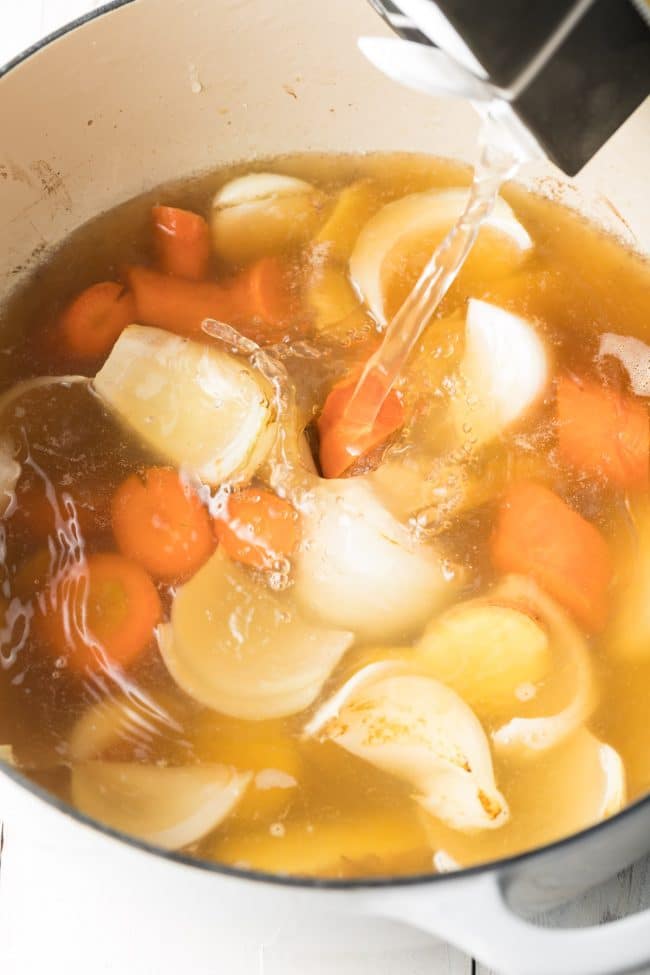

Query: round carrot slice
[59,281,136,360]
[36,552,161,673]
[213,487,299,570]
[111,467,215,581]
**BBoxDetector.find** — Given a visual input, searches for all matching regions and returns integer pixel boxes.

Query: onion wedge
[307,669,508,833]
[93,325,276,486]
[67,690,187,763]
[488,576,596,755]
[71,761,251,850]
[349,188,532,324]
[293,478,461,641]
[451,299,548,448]
[211,172,326,263]
[421,729,625,864]
[158,548,353,720]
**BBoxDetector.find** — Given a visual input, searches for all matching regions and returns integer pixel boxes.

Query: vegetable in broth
[0,152,649,879]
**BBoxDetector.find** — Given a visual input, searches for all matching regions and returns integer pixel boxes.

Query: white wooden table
[0,4,649,974]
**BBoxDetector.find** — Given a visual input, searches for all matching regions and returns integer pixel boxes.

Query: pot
[0,2,649,973]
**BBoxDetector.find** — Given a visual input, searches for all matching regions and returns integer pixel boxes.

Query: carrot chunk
[213,487,299,570]
[59,282,136,359]
[228,256,297,330]
[111,467,215,581]
[152,205,211,281]
[490,481,612,632]
[126,256,299,343]
[36,552,161,672]
[317,369,404,478]
[126,265,234,338]
[557,375,648,490]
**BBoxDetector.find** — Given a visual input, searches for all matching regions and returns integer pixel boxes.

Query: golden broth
[0,152,649,878]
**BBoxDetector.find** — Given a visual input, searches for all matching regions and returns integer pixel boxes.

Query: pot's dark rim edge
[0,0,137,78]
[1,0,649,894]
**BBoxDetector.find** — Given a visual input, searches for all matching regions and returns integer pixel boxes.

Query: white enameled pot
[0,3,649,973]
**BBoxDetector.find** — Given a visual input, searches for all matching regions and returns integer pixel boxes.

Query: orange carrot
[58,282,136,359]
[152,205,211,281]
[36,552,161,672]
[126,259,298,343]
[491,481,612,632]
[111,467,215,581]
[317,369,404,478]
[557,375,648,490]
[126,265,234,338]
[213,487,299,570]
[228,256,297,330]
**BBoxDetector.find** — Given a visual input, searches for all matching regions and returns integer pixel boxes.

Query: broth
[0,152,649,878]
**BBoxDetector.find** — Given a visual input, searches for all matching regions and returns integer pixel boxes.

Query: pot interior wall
[1,0,649,292]
[0,0,481,285]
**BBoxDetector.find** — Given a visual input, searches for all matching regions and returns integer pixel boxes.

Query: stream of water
[344,130,520,431]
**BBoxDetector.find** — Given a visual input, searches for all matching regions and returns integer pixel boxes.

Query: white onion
[349,188,532,324]
[158,549,353,720]
[71,761,251,850]
[214,173,314,208]
[211,172,326,263]
[309,671,508,833]
[93,325,276,486]
[67,690,185,763]
[420,728,625,862]
[489,577,595,755]
[451,299,548,448]
[293,478,461,641]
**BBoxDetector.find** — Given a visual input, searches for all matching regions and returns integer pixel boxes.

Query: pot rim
[1,0,649,893]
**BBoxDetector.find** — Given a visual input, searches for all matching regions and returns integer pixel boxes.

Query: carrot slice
[59,282,136,360]
[491,481,612,632]
[152,205,211,281]
[112,467,215,581]
[36,552,161,672]
[317,369,405,478]
[213,487,299,570]
[557,375,648,490]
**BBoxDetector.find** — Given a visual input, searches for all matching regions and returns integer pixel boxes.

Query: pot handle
[380,872,650,975]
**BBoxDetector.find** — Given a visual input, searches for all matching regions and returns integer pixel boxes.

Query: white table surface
[0,4,649,974]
